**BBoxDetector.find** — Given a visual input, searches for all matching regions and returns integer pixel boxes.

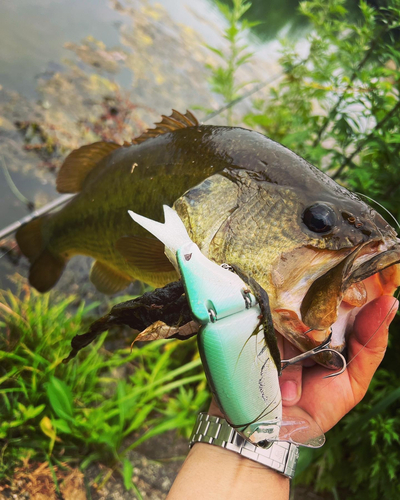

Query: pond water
[0,0,305,291]
[0,0,305,98]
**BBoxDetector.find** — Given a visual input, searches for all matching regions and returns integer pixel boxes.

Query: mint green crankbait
[128,205,328,448]
[175,242,282,443]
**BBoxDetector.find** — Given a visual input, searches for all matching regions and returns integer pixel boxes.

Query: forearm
[167,442,289,500]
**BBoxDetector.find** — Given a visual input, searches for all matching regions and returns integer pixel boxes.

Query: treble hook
[281,332,347,378]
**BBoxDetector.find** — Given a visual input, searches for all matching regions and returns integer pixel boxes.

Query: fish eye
[302,204,336,234]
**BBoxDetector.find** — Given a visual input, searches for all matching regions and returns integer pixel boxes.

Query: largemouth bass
[16,110,400,366]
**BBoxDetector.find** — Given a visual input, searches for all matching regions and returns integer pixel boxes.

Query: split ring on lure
[128,205,345,448]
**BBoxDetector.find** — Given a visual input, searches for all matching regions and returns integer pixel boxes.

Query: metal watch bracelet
[189,412,299,479]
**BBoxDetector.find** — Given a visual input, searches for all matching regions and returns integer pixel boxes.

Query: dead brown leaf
[132,320,199,346]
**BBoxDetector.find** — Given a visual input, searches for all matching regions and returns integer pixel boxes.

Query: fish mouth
[274,242,400,369]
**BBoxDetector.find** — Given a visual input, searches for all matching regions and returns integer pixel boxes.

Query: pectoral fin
[89,261,131,294]
[116,235,175,273]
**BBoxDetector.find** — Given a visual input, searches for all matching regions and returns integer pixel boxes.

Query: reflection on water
[0,0,125,99]
[0,0,303,291]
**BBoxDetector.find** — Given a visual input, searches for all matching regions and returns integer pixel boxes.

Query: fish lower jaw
[273,294,364,368]
[273,308,334,360]
[274,267,399,369]
[273,308,348,369]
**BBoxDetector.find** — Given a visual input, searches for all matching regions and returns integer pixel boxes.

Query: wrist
[168,413,290,499]
[208,398,224,418]
[183,442,289,499]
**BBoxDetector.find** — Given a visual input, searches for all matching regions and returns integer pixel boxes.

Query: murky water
[0,0,304,291]
[0,0,303,98]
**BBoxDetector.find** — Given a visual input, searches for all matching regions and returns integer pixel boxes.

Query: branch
[332,100,400,180]
[312,29,385,148]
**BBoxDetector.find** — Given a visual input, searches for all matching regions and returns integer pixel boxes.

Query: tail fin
[16,217,65,293]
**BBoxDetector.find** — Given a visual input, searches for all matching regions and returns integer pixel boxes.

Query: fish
[16,110,400,367]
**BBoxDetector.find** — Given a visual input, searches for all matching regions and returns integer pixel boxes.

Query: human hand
[278,294,398,433]
[175,289,398,500]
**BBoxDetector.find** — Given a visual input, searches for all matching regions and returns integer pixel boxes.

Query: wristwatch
[189,412,299,479]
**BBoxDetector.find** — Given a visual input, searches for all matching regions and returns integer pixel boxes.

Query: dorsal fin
[56,141,121,193]
[132,110,199,145]
[56,110,199,193]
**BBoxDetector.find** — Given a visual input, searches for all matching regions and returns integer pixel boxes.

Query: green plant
[0,284,207,488]
[206,0,258,125]
[246,0,400,220]
[240,0,400,497]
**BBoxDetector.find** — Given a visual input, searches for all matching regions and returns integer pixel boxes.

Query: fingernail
[280,380,298,402]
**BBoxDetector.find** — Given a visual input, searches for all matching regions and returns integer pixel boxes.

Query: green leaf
[205,45,225,59]
[215,0,231,20]
[46,376,74,421]
[117,380,126,431]
[122,458,134,491]
[25,404,46,420]
[123,403,155,437]
[52,418,72,434]
[236,53,253,67]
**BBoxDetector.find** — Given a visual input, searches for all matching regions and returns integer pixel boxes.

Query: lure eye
[302,204,336,234]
